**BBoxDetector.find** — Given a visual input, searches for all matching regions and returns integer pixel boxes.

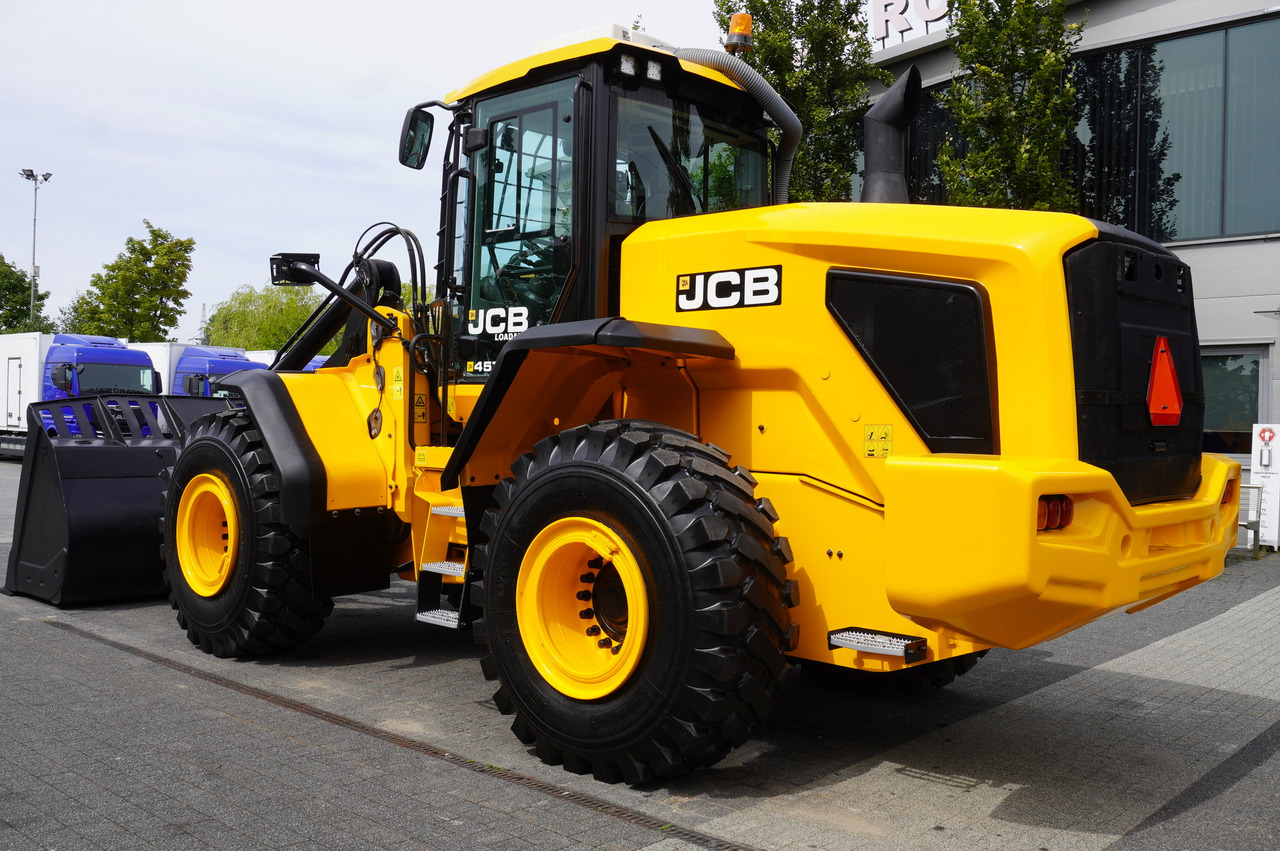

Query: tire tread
[473,419,794,783]
[163,410,331,657]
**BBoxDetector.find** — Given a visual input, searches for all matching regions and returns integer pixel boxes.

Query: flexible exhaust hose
[674,48,802,206]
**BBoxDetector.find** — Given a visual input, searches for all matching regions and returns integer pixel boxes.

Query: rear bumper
[883,452,1240,648]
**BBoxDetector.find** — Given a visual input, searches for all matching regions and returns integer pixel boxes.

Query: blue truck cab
[132,343,271,398]
[43,334,159,399]
[172,346,269,397]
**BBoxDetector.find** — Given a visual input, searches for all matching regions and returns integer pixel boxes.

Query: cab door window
[466,78,577,377]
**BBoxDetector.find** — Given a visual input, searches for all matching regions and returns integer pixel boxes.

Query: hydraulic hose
[673,48,802,206]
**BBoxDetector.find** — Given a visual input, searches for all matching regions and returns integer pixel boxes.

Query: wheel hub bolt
[576,590,592,601]
[585,625,601,636]
[580,573,595,583]
[597,638,612,648]
[579,608,594,619]
[611,645,621,655]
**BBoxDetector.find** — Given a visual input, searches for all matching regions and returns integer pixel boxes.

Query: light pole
[19,169,52,322]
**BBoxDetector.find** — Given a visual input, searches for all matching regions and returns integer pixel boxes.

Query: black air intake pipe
[674,48,802,205]
[860,65,922,204]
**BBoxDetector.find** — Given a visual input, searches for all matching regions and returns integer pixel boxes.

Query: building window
[907,16,1280,241]
[1141,32,1224,241]
[1225,19,1280,235]
[1202,346,1267,455]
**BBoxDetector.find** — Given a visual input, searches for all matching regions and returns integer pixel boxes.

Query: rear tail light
[1037,495,1074,531]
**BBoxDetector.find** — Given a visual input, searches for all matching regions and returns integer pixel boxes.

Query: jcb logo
[467,306,529,340]
[676,265,782,312]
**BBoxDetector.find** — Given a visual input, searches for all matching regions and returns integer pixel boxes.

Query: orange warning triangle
[1146,336,1183,426]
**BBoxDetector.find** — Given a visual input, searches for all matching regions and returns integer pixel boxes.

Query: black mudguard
[217,369,394,599]
[441,317,734,489]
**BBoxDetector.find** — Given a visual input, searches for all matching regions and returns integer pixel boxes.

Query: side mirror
[51,364,73,392]
[182,374,206,396]
[270,253,320,286]
[153,370,163,394]
[399,107,434,169]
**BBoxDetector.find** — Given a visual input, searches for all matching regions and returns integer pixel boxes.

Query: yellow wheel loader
[5,22,1240,784]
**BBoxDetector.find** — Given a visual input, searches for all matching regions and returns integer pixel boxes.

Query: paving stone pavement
[688,582,1280,851]
[3,451,1280,849]
[0,595,704,851]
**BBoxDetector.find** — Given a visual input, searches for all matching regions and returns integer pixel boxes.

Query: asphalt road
[2,454,1279,850]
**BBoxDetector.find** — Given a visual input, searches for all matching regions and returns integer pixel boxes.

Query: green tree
[0,253,55,332]
[205,284,337,354]
[57,291,104,335]
[713,1,890,201]
[83,220,195,341]
[938,0,1083,211]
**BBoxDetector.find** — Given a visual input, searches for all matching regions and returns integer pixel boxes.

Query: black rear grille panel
[827,271,996,454]
[1065,224,1204,504]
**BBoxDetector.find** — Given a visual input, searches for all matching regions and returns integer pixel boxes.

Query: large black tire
[473,421,796,784]
[162,410,333,657]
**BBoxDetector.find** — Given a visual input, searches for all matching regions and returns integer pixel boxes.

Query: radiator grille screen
[827,271,995,454]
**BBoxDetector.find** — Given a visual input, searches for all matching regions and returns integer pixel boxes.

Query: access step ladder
[416,502,471,629]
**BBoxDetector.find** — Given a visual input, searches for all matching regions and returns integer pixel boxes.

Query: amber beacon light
[725,12,753,53]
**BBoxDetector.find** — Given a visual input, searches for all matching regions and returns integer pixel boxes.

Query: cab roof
[445,32,741,104]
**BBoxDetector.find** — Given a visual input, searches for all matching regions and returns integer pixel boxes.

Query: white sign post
[1250,424,1280,547]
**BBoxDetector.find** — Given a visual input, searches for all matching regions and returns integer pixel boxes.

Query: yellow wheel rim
[176,472,240,597]
[516,517,650,700]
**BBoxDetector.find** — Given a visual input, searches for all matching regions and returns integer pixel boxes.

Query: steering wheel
[481,239,563,318]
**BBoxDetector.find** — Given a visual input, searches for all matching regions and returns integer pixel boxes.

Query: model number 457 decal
[676,265,782,312]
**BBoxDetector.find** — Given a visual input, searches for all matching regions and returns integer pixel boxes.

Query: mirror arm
[287,261,398,332]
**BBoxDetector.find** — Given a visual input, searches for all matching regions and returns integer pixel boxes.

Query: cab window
[612,87,767,221]
[466,78,577,378]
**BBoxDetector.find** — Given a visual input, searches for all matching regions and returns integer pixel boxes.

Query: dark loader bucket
[3,394,231,606]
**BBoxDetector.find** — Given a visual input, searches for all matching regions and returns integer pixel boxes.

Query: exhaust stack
[861,66,922,204]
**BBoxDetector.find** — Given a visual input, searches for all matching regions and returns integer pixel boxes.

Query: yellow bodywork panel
[446,37,739,104]
[278,310,423,516]
[882,452,1239,649]
[458,345,700,488]
[280,370,390,512]
[607,202,1240,664]
[620,203,1097,499]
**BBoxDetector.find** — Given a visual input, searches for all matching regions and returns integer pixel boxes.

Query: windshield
[612,87,768,220]
[77,362,156,394]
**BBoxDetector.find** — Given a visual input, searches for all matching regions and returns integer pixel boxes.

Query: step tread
[828,628,927,658]
[422,561,465,577]
[416,609,461,628]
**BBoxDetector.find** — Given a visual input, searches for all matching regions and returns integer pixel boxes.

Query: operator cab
[401,26,773,380]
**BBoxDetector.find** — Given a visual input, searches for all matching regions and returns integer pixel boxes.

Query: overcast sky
[1,0,725,343]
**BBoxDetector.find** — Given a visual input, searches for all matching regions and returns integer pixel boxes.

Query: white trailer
[0,334,52,452]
